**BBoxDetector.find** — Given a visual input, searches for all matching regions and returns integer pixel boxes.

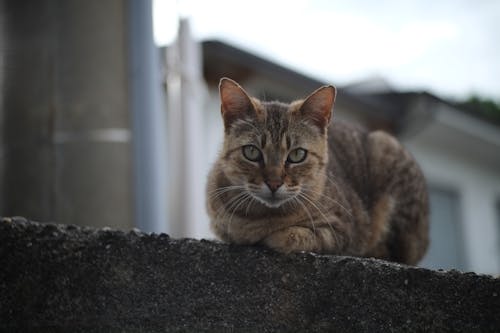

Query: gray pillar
[128,0,168,233]
[0,0,134,229]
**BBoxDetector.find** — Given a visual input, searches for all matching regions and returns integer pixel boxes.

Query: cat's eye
[242,145,263,162]
[287,148,307,163]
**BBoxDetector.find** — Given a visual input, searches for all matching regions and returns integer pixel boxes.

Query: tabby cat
[206,78,429,265]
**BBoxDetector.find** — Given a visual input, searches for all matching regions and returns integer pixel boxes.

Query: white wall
[405,133,500,275]
[196,87,225,239]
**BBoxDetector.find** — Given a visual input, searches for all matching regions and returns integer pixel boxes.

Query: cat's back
[327,121,369,160]
[327,121,371,199]
[326,121,422,204]
[327,121,429,264]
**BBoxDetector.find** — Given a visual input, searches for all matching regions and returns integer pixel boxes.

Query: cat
[206,77,429,265]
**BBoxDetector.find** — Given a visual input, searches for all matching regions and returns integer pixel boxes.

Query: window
[419,187,466,271]
[497,201,500,262]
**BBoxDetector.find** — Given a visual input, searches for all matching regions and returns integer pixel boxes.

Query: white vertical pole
[165,35,184,236]
[165,19,207,238]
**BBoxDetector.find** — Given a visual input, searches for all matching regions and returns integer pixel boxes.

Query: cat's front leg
[262,226,322,254]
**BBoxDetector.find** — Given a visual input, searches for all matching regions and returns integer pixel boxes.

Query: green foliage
[460,95,500,123]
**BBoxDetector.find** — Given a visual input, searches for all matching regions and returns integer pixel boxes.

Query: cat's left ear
[299,85,336,130]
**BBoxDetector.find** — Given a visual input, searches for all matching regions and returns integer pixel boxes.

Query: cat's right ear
[219,78,258,130]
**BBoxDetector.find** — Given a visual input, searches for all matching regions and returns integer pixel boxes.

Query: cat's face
[217,78,336,209]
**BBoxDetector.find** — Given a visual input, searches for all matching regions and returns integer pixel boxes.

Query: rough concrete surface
[0,217,499,332]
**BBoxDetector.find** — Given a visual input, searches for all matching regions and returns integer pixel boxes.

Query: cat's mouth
[248,186,297,209]
[254,195,290,208]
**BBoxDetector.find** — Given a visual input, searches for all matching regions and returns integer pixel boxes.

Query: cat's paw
[263,226,318,254]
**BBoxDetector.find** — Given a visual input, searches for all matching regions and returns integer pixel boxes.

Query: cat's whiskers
[297,191,341,247]
[291,196,317,238]
[323,174,352,211]
[301,185,354,222]
[213,191,248,222]
[215,194,246,236]
[208,185,246,201]
[228,193,252,222]
[210,185,252,224]
[226,193,254,235]
[245,195,256,216]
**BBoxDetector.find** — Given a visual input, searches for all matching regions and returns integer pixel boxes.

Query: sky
[153,0,500,101]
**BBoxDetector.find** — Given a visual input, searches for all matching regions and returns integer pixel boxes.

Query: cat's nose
[265,179,283,193]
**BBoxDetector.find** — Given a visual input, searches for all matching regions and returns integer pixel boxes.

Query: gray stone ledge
[0,216,499,332]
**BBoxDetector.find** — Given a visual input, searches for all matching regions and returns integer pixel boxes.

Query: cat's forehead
[228,100,319,146]
[259,100,291,114]
[259,101,291,139]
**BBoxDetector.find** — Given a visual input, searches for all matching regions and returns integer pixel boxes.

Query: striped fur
[206,78,428,265]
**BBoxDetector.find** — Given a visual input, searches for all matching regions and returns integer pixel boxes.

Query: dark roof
[202,39,400,131]
[201,39,500,132]
[202,40,325,91]
[354,91,500,129]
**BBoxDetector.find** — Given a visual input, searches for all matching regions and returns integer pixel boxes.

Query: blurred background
[1,0,499,275]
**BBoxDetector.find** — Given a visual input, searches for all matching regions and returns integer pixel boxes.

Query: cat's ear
[219,77,258,130]
[299,85,336,130]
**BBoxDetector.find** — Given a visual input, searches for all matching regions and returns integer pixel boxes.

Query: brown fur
[206,78,429,265]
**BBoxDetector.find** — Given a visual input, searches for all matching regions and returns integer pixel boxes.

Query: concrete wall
[1,217,499,332]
